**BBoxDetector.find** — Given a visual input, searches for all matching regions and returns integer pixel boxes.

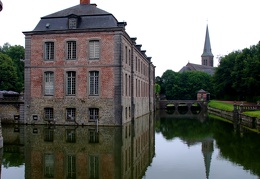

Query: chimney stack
[0,1,3,12]
[80,0,90,4]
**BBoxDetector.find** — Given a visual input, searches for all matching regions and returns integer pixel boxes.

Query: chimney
[80,0,90,4]
[0,0,3,12]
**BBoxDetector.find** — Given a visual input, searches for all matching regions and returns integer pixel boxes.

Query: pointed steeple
[201,25,214,67]
[202,138,214,179]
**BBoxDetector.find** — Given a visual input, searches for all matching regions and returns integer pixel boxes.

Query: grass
[243,111,260,118]
[208,100,234,111]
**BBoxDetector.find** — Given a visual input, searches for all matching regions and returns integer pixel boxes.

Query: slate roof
[201,25,214,57]
[33,4,119,32]
[179,62,215,75]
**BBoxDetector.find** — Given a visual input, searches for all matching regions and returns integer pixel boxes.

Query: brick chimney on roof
[0,0,3,12]
[80,0,90,4]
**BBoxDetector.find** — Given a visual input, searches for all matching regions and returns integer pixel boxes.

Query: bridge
[159,100,208,110]
[158,100,209,121]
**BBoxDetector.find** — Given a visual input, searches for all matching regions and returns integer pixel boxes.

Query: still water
[1,111,260,179]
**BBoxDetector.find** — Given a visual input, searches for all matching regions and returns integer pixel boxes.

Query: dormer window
[69,18,77,29]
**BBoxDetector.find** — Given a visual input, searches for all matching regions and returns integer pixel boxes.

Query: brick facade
[23,2,155,126]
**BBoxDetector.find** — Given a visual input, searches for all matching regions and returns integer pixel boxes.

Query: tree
[0,52,19,91]
[213,41,260,102]
[0,43,24,92]
[160,70,213,100]
[155,83,161,97]
[213,51,238,100]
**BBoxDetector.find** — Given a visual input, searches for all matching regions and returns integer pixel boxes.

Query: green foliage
[155,83,161,96]
[155,117,213,141]
[0,52,19,91]
[214,42,260,102]
[160,70,213,100]
[208,100,234,111]
[0,43,24,92]
[2,152,24,168]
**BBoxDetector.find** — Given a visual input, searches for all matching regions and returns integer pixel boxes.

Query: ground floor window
[89,129,99,143]
[44,108,54,120]
[66,129,76,143]
[89,155,99,179]
[44,153,54,178]
[66,108,76,121]
[67,155,76,178]
[89,108,99,121]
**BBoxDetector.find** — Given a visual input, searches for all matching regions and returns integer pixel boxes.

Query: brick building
[23,0,155,126]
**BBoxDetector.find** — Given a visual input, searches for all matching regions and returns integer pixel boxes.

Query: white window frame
[66,71,76,95]
[89,71,99,96]
[89,40,100,60]
[66,41,77,60]
[44,71,54,95]
[44,42,54,60]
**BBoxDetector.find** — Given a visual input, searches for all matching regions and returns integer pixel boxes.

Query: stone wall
[27,97,116,125]
[0,103,20,123]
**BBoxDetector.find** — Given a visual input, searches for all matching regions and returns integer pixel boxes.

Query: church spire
[201,25,214,67]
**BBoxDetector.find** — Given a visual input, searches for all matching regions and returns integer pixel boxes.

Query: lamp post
[0,1,2,12]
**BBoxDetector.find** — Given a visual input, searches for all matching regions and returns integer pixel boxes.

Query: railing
[234,104,260,113]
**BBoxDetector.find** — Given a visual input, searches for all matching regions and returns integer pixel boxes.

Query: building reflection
[2,113,155,179]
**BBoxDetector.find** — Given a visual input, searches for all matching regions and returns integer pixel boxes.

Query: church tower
[201,25,214,67]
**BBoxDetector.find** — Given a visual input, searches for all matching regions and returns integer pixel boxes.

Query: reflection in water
[2,112,260,179]
[1,113,155,179]
[154,111,260,179]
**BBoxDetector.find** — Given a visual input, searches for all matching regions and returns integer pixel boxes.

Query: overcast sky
[1,0,260,76]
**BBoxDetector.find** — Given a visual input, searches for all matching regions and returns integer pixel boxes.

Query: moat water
[1,110,260,179]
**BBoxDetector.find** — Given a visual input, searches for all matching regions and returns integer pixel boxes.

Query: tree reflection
[155,117,213,142]
[156,114,260,177]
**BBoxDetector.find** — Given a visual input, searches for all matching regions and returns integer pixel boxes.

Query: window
[89,108,99,121]
[89,40,100,59]
[44,154,54,178]
[69,18,77,29]
[67,155,76,178]
[66,129,76,143]
[66,71,76,95]
[125,107,127,120]
[66,41,76,60]
[129,75,131,96]
[125,46,127,64]
[44,72,54,95]
[135,57,137,71]
[44,128,54,142]
[44,108,54,120]
[45,42,54,60]
[89,129,99,143]
[125,74,127,96]
[129,49,131,65]
[66,108,76,121]
[89,71,99,95]
[89,155,99,179]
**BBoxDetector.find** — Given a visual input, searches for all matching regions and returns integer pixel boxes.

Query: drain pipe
[96,119,99,132]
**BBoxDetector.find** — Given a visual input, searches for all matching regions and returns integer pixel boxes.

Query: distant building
[23,0,155,126]
[179,25,215,75]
